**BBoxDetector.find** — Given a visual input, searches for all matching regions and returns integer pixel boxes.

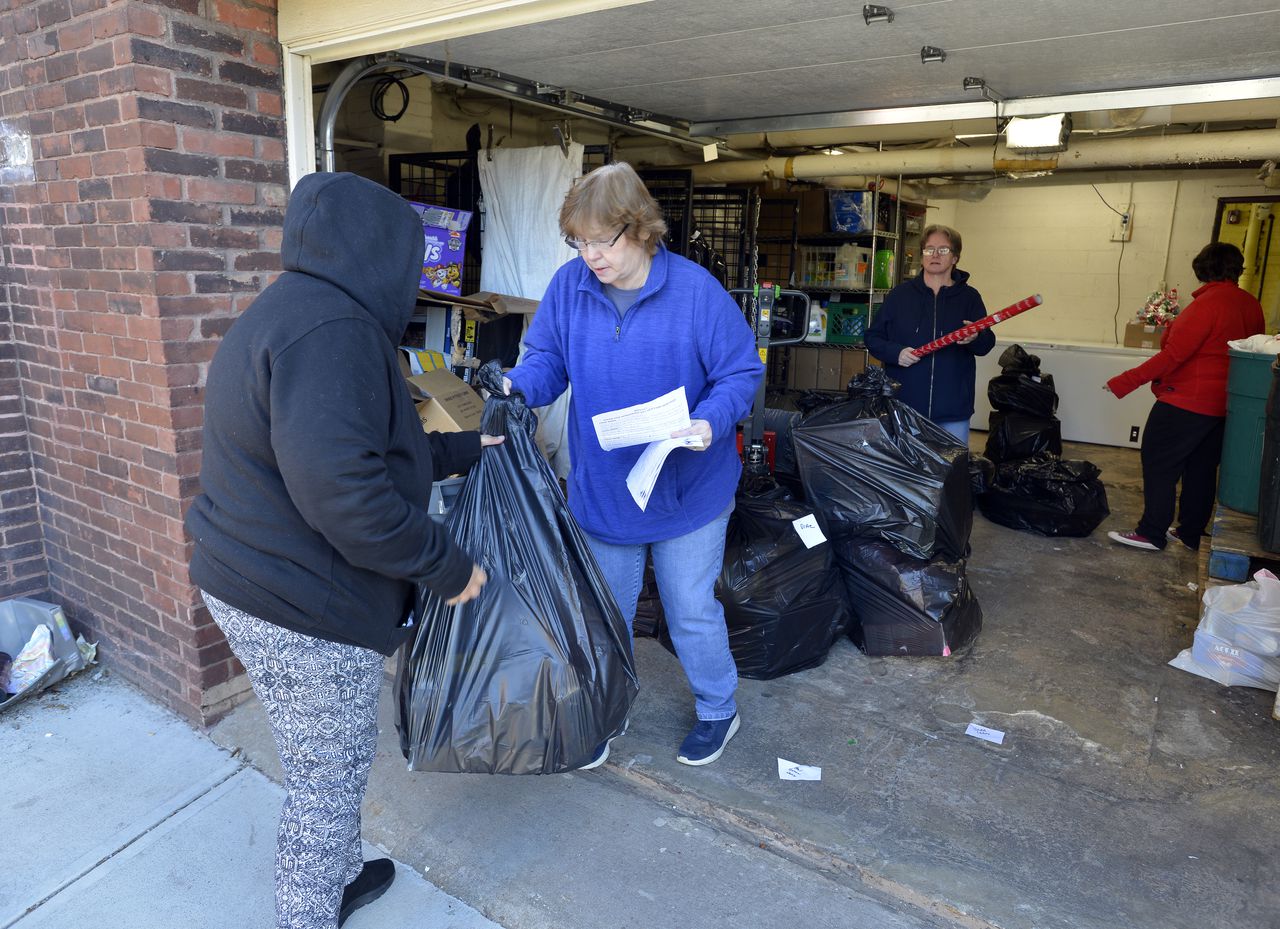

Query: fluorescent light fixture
[1006,113,1072,152]
[920,46,947,64]
[863,4,893,24]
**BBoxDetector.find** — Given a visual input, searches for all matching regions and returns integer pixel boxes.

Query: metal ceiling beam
[691,77,1280,137]
[317,52,721,171]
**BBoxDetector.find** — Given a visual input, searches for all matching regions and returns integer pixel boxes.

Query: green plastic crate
[826,301,869,345]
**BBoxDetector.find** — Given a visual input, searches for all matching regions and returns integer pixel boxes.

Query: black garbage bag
[633,559,663,638]
[794,389,847,417]
[978,454,1110,537]
[656,476,847,679]
[720,484,848,678]
[969,453,996,496]
[834,540,982,657]
[794,370,972,560]
[985,410,1062,463]
[996,343,1042,376]
[988,373,1057,417]
[395,361,637,774]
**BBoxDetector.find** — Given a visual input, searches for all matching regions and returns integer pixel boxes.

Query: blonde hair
[560,161,668,256]
[922,224,962,258]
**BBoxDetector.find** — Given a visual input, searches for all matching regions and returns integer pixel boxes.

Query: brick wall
[0,0,288,722]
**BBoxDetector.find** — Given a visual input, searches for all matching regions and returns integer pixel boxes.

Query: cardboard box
[1123,321,1166,349]
[786,345,867,392]
[437,291,540,322]
[407,202,472,297]
[797,188,829,237]
[397,347,449,378]
[406,368,484,433]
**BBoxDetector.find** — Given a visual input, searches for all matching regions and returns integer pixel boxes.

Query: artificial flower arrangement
[1136,288,1180,326]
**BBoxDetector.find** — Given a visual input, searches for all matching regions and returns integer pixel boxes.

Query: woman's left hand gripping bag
[395,361,638,774]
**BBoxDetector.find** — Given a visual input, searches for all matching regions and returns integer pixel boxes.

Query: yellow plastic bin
[1218,349,1274,514]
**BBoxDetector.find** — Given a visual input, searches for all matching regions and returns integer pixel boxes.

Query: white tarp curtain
[478,143,582,480]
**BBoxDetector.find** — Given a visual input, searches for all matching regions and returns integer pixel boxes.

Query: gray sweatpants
[202,592,384,929]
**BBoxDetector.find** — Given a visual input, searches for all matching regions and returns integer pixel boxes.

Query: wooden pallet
[1202,504,1280,589]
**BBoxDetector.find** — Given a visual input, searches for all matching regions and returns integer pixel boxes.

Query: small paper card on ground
[965,723,1006,745]
[777,758,822,780]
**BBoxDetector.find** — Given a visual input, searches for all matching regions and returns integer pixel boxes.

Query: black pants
[1136,401,1225,550]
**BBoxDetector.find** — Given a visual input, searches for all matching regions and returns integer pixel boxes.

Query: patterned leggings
[203,592,384,929]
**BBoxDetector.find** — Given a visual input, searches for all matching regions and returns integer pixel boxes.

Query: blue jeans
[585,506,737,721]
[937,418,970,445]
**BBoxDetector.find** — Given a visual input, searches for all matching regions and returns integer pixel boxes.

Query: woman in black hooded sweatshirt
[187,172,498,929]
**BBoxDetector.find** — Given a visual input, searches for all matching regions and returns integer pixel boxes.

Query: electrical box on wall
[1111,205,1134,242]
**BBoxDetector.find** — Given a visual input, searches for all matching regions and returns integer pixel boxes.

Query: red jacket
[1107,281,1265,417]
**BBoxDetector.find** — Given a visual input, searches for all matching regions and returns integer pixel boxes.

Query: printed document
[591,387,704,510]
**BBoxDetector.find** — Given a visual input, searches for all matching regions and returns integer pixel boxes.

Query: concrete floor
[211,438,1280,929]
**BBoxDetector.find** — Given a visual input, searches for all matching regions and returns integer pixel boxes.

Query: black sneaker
[677,714,740,766]
[339,859,395,927]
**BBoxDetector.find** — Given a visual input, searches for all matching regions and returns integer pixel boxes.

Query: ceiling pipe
[688,128,1280,183]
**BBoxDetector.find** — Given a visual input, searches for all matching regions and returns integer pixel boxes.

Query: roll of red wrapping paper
[909,294,1044,358]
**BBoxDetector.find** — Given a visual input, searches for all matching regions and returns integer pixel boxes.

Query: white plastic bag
[9,624,56,694]
[1169,570,1280,690]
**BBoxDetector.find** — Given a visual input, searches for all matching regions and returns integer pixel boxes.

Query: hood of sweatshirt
[281,171,425,345]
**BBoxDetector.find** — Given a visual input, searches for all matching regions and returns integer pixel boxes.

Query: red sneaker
[1107,530,1160,551]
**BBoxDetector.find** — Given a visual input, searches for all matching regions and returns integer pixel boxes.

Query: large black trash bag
[793,368,972,560]
[833,540,982,657]
[985,410,1062,463]
[987,343,1059,421]
[995,343,1041,376]
[657,475,847,679]
[978,454,1110,537]
[969,453,996,496]
[720,479,848,678]
[395,361,637,774]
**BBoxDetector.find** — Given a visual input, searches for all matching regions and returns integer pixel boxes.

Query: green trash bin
[1218,349,1274,514]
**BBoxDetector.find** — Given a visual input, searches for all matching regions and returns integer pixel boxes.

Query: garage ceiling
[401,0,1280,142]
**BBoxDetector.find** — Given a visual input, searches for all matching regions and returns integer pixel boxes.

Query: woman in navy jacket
[865,224,994,442]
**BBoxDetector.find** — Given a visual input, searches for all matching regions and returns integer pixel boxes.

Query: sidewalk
[5,669,935,929]
[1,672,500,929]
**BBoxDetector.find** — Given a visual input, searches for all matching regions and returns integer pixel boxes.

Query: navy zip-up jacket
[187,172,480,656]
[865,268,995,422]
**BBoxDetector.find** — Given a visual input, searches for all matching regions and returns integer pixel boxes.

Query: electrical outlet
[1111,206,1134,242]
[1129,426,1140,443]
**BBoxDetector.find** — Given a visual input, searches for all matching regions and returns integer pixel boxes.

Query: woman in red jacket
[1106,242,1265,552]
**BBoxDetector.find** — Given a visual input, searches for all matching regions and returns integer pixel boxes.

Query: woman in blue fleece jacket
[506,162,763,767]
[865,224,994,442]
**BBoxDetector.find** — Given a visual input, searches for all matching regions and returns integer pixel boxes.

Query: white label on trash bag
[777,758,822,780]
[965,723,1006,745]
[791,515,827,549]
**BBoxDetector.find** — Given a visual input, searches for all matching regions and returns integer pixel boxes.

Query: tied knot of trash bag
[997,343,1041,376]
[475,359,537,438]
[846,367,901,400]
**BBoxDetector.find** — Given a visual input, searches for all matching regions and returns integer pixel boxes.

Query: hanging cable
[370,75,410,122]
[1092,184,1127,217]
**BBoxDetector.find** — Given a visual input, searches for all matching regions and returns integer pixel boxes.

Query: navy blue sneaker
[578,717,629,771]
[578,739,611,770]
[339,859,395,927]
[677,714,740,766]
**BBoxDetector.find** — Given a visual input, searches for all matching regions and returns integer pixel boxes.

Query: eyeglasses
[921,246,954,256]
[565,223,629,251]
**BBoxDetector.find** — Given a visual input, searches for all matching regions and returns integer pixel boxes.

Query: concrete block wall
[950,174,1276,345]
[0,0,287,722]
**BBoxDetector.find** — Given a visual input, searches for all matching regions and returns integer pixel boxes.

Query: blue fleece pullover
[508,244,763,545]
[864,268,995,421]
